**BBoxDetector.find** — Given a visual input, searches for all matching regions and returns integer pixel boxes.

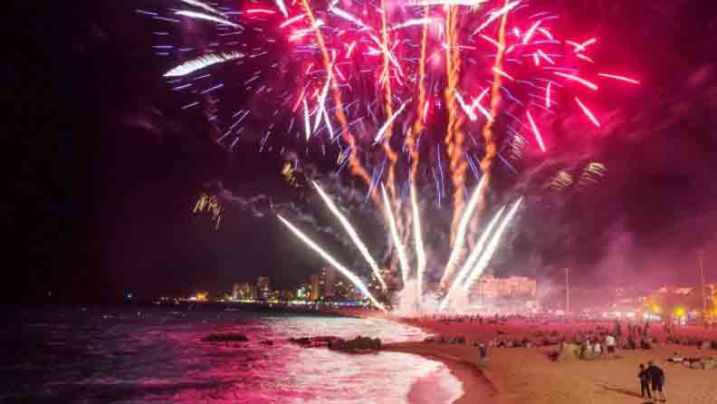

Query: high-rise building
[296,284,309,301]
[257,276,271,299]
[469,275,537,301]
[309,274,321,301]
[232,282,256,300]
[279,289,296,301]
[322,266,336,298]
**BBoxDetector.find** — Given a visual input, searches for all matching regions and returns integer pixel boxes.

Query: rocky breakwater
[290,335,382,353]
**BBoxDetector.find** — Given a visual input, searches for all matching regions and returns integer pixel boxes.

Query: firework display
[139,0,638,311]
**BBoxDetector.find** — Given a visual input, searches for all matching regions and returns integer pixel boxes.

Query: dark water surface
[0,305,461,403]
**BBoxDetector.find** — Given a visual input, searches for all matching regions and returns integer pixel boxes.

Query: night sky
[3,0,717,302]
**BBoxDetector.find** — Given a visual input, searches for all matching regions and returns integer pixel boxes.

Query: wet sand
[388,341,502,404]
[386,318,717,403]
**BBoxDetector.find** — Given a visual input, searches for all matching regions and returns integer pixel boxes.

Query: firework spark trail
[180,0,226,17]
[440,176,487,287]
[175,10,240,28]
[405,5,430,186]
[299,0,379,205]
[382,185,410,285]
[575,97,600,127]
[378,0,403,240]
[163,52,244,77]
[273,0,289,18]
[597,73,640,85]
[373,101,409,143]
[461,197,523,290]
[439,204,506,310]
[410,185,426,305]
[313,77,331,132]
[413,0,487,5]
[280,13,306,28]
[465,0,511,262]
[313,182,388,290]
[545,81,552,108]
[391,17,435,30]
[473,0,520,34]
[278,215,387,311]
[401,6,430,299]
[330,7,371,31]
[478,0,510,188]
[553,72,598,91]
[444,5,468,246]
[526,110,546,152]
[302,99,312,140]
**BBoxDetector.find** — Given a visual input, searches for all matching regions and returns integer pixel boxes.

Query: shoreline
[323,310,498,403]
[383,314,504,404]
[384,341,502,403]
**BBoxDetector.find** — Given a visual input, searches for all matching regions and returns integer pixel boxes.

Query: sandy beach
[385,318,717,403]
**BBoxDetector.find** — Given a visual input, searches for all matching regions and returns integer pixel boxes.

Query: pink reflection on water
[133,315,463,403]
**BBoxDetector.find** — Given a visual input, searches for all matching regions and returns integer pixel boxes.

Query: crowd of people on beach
[413,315,717,401]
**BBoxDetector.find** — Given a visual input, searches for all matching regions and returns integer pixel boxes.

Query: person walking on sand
[646,360,666,402]
[605,334,616,355]
[478,342,488,366]
[638,364,651,401]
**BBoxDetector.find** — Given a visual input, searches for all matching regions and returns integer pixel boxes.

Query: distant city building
[335,278,359,300]
[645,283,717,320]
[279,289,296,301]
[233,282,257,300]
[309,274,321,301]
[322,266,336,298]
[469,275,537,301]
[296,284,309,301]
[270,290,281,301]
[257,276,271,299]
[190,292,209,302]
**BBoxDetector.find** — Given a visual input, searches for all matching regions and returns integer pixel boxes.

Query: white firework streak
[373,100,409,144]
[455,92,478,121]
[460,198,523,291]
[382,185,411,285]
[473,0,521,34]
[440,176,487,287]
[411,0,487,6]
[175,10,240,28]
[180,0,226,17]
[163,52,244,77]
[390,18,438,31]
[471,88,493,121]
[313,182,387,290]
[439,205,506,310]
[410,185,427,305]
[368,34,405,78]
[273,0,289,18]
[278,216,387,311]
[330,7,371,31]
[302,99,311,140]
[313,76,331,132]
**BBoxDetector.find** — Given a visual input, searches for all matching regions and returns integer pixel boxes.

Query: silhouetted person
[638,364,651,400]
[614,321,622,338]
[478,342,488,366]
[605,334,616,354]
[646,360,666,402]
